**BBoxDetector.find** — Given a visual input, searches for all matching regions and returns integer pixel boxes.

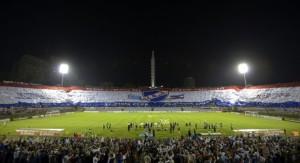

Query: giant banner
[0,83,300,108]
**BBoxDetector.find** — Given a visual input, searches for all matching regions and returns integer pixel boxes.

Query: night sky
[0,1,300,87]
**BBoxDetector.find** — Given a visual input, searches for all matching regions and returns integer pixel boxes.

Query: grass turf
[0,112,299,138]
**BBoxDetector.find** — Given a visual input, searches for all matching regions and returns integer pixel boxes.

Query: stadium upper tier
[0,82,300,108]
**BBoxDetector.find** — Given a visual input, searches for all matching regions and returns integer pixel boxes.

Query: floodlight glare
[237,63,249,87]
[238,63,248,74]
[59,64,69,74]
[58,63,69,86]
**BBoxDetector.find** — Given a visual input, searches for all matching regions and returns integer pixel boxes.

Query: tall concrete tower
[150,49,156,88]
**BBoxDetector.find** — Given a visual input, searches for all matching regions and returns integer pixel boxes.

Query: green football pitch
[0,112,299,138]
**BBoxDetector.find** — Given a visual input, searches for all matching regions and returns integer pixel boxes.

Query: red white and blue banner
[0,82,300,108]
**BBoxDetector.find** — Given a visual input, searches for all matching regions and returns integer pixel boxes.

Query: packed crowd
[0,135,298,163]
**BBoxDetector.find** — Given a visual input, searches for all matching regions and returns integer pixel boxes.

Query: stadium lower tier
[1,83,300,108]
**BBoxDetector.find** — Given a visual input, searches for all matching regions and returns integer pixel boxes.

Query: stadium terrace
[0,82,300,108]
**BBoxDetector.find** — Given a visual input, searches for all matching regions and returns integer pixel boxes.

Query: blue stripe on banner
[1,100,300,108]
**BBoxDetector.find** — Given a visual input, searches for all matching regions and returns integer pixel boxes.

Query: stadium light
[238,63,249,87]
[59,63,69,86]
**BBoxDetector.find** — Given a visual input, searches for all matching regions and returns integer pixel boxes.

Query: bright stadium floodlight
[59,63,69,86]
[238,63,249,87]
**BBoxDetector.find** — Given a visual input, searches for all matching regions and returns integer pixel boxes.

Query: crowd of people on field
[0,134,299,163]
[125,121,225,139]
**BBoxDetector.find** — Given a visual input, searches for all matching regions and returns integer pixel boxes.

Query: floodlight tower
[238,63,249,87]
[150,49,156,88]
[59,63,69,86]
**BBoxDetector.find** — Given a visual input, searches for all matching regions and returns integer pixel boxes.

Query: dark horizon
[1,1,300,88]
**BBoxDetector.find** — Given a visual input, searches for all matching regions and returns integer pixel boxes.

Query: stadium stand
[0,81,299,120]
[0,82,300,108]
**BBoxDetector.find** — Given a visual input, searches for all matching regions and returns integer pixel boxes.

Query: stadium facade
[0,82,300,108]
